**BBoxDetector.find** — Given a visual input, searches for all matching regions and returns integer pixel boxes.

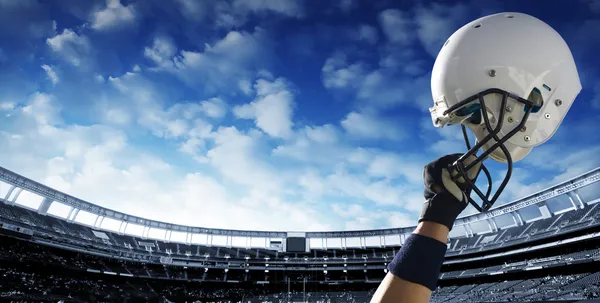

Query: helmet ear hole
[526,88,544,113]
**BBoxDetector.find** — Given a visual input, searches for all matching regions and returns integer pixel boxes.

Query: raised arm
[370,154,481,303]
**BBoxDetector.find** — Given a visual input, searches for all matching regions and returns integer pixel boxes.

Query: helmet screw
[489,69,496,77]
[507,117,514,123]
[505,106,512,112]
[520,126,527,132]
[524,136,531,142]
[544,113,551,119]
[555,99,562,106]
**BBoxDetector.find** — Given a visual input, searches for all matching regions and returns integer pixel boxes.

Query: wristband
[387,233,447,291]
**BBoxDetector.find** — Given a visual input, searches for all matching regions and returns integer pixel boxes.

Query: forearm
[414,221,449,243]
[370,222,449,303]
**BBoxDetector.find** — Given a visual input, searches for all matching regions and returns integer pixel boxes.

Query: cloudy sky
[0,0,599,233]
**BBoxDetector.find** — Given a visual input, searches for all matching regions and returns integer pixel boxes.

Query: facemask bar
[444,88,535,212]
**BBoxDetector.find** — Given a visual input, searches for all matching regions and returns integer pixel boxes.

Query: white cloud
[145,29,269,94]
[21,92,62,126]
[367,152,423,184]
[232,0,303,18]
[238,79,253,95]
[321,49,431,110]
[233,78,294,139]
[378,9,414,45]
[341,111,402,140]
[103,107,131,125]
[173,0,207,21]
[414,3,469,57]
[46,29,91,67]
[107,71,222,141]
[272,124,345,163]
[91,0,136,31]
[357,24,378,45]
[41,64,59,85]
[338,0,357,13]
[174,0,303,29]
[321,52,366,90]
[0,102,15,111]
[200,98,227,119]
[0,91,338,232]
[331,203,415,229]
[144,37,177,69]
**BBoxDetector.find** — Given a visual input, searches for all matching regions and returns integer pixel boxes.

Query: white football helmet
[429,12,581,212]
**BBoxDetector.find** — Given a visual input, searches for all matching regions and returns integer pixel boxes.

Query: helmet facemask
[441,88,537,212]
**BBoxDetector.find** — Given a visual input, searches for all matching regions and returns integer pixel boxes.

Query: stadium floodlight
[343,269,347,273]
[323,270,327,274]
[304,257,308,261]
[323,264,327,267]
[323,256,328,261]
[225,255,230,259]
[224,269,229,273]
[264,257,270,261]
[265,270,269,273]
[344,263,347,267]
[204,253,210,258]
[342,256,348,260]
[284,256,289,261]
[384,269,388,273]
[363,269,367,273]
[245,269,249,273]
[245,255,250,260]
[204,268,208,272]
[266,264,269,267]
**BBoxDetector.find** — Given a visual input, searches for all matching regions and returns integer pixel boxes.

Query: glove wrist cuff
[418,191,463,231]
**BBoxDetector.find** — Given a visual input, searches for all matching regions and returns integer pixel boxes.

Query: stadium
[1,164,600,302]
[2,0,600,303]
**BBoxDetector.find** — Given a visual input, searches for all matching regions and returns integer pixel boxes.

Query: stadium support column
[118,221,127,234]
[486,219,498,233]
[538,201,553,219]
[567,191,586,209]
[37,197,53,215]
[69,209,80,222]
[462,225,473,237]
[97,216,105,228]
[4,185,16,201]
[8,188,22,205]
[511,212,524,226]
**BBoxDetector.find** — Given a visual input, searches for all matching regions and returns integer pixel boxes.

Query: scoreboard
[285,232,308,253]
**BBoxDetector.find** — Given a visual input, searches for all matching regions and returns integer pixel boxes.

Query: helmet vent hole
[526,88,544,113]
[506,15,514,18]
[444,39,450,47]
[474,24,481,28]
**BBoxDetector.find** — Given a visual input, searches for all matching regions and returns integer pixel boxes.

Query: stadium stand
[0,166,600,302]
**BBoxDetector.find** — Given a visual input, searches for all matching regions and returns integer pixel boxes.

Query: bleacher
[3,199,600,267]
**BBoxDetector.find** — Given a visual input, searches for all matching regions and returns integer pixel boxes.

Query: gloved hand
[418,154,482,230]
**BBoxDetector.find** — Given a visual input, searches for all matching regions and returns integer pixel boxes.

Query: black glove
[418,154,481,230]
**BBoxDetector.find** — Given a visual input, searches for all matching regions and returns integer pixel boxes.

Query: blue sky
[0,0,599,232]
